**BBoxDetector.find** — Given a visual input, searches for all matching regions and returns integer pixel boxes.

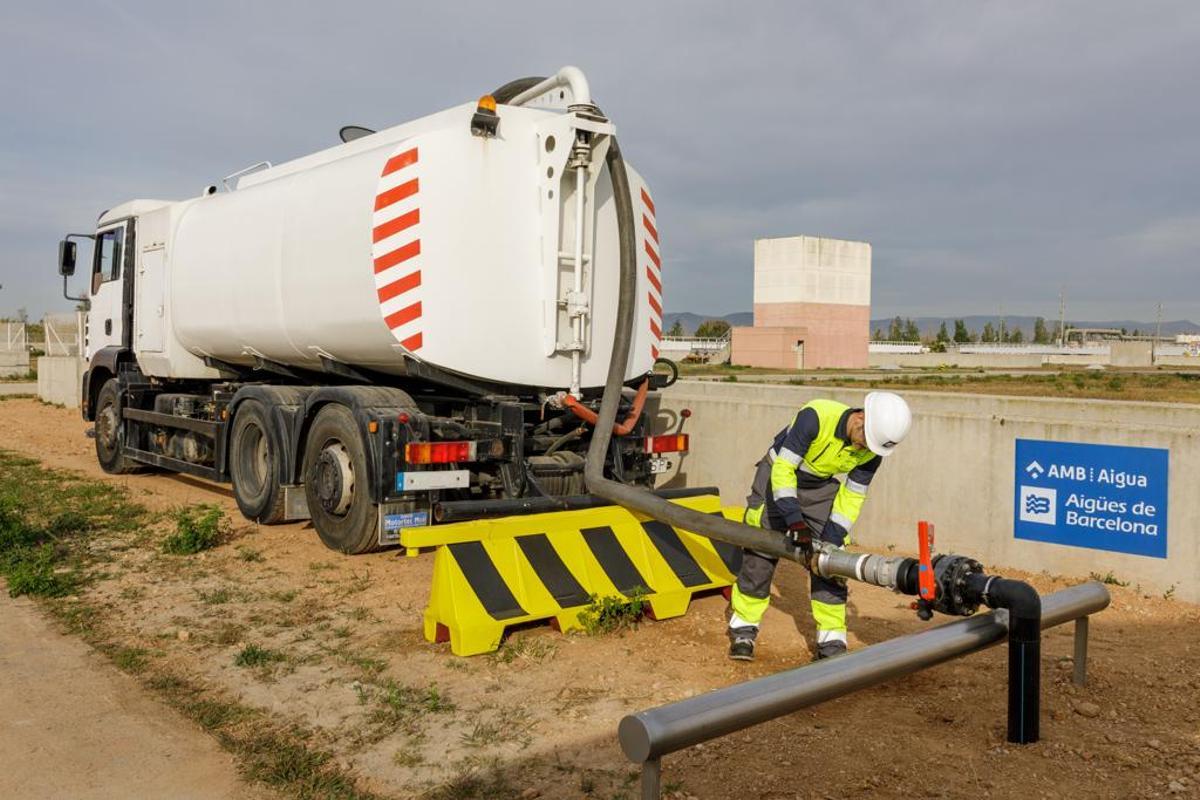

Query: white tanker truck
[56,68,692,554]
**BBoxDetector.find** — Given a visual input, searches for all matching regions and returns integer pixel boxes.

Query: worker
[727,392,912,661]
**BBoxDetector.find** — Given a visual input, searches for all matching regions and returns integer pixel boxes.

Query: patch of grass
[578,591,648,635]
[149,672,382,799]
[234,643,286,668]
[269,588,299,603]
[236,545,264,562]
[363,679,455,740]
[112,646,150,673]
[198,587,233,605]
[162,504,227,555]
[213,622,246,646]
[1089,570,1129,587]
[392,743,425,768]
[425,766,520,800]
[490,635,558,665]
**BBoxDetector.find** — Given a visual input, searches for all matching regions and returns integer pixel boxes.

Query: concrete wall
[731,326,807,370]
[36,356,85,408]
[1111,341,1153,367]
[653,380,1199,602]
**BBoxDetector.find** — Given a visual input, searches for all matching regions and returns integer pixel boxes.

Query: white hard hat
[863,391,912,457]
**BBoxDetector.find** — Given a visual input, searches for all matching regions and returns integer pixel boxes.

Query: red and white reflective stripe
[372,145,423,352]
[642,187,662,361]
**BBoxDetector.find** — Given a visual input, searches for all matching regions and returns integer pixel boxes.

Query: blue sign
[1014,439,1168,558]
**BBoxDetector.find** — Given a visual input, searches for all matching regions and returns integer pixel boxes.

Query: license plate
[382,511,430,532]
[649,457,670,474]
[396,469,470,492]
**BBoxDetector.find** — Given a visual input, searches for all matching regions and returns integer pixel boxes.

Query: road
[0,591,267,800]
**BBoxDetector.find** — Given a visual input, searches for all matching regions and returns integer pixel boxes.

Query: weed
[459,718,502,748]
[392,744,425,768]
[235,643,285,668]
[308,560,336,572]
[269,589,298,603]
[162,505,227,555]
[213,622,245,646]
[333,625,352,638]
[344,606,373,622]
[1164,584,1177,601]
[198,587,233,605]
[490,635,557,665]
[1089,570,1129,587]
[112,646,149,673]
[4,542,77,597]
[366,679,455,737]
[236,545,264,563]
[425,767,519,800]
[339,570,372,596]
[578,591,648,635]
[118,585,144,600]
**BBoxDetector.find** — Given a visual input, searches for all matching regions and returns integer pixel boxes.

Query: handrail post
[1073,615,1090,687]
[640,758,661,800]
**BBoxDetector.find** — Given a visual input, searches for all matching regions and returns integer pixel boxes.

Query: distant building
[731,235,871,369]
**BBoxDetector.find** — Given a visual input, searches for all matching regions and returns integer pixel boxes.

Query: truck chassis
[83,350,674,554]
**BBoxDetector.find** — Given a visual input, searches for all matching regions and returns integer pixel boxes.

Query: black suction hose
[583,139,803,562]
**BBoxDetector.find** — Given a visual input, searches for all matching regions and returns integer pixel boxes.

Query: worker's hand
[785,523,814,566]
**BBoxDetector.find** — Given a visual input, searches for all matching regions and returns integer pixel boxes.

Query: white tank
[142,99,663,389]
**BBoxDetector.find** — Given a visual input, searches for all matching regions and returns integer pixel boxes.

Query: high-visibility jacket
[748,398,881,542]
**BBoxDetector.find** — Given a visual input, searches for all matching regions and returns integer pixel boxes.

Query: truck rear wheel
[303,404,378,554]
[94,379,139,474]
[230,399,286,524]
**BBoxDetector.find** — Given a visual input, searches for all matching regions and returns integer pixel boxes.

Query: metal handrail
[618,581,1110,799]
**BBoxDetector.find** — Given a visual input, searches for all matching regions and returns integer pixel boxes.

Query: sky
[2,2,1198,322]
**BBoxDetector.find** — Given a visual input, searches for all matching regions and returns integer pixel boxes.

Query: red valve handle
[917,520,936,602]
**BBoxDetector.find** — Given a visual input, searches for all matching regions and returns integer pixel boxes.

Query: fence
[42,313,84,357]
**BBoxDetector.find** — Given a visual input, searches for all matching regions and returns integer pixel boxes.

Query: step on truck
[56,67,690,554]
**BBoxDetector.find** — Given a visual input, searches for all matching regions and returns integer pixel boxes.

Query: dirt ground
[1,397,1198,799]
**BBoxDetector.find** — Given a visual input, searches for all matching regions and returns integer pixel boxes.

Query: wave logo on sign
[1019,485,1057,526]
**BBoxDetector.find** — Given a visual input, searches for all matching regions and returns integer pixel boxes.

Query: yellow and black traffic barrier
[406,495,744,656]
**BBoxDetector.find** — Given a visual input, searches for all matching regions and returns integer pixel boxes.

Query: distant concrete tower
[731,235,871,369]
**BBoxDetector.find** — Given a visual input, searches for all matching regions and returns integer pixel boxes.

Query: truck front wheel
[94,379,138,474]
[230,399,286,524]
[302,404,378,554]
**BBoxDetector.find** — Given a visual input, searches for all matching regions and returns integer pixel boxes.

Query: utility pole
[1058,290,1066,348]
[1154,303,1163,365]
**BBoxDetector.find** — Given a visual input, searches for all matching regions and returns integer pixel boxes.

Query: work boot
[815,641,847,661]
[728,626,758,661]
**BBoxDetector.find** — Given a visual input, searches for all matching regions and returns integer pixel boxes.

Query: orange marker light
[477,94,497,113]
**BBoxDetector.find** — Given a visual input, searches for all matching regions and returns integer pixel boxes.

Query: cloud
[1,1,1198,322]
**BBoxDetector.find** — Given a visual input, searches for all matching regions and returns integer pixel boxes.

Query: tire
[230,399,286,524]
[302,404,378,555]
[94,378,139,474]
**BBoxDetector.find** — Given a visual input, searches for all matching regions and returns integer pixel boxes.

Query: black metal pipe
[433,486,719,523]
[618,581,1108,764]
[967,574,1042,743]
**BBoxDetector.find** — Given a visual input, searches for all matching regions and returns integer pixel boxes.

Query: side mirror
[58,240,77,277]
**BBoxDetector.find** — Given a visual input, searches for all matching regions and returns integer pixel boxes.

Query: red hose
[564,378,649,436]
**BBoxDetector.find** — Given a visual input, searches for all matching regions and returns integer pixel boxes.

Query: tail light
[405,441,477,464]
[645,434,689,454]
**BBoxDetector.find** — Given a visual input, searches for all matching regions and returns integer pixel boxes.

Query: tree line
[873,317,1064,345]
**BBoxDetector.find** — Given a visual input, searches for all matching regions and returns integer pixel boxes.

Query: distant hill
[868,316,1200,339]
